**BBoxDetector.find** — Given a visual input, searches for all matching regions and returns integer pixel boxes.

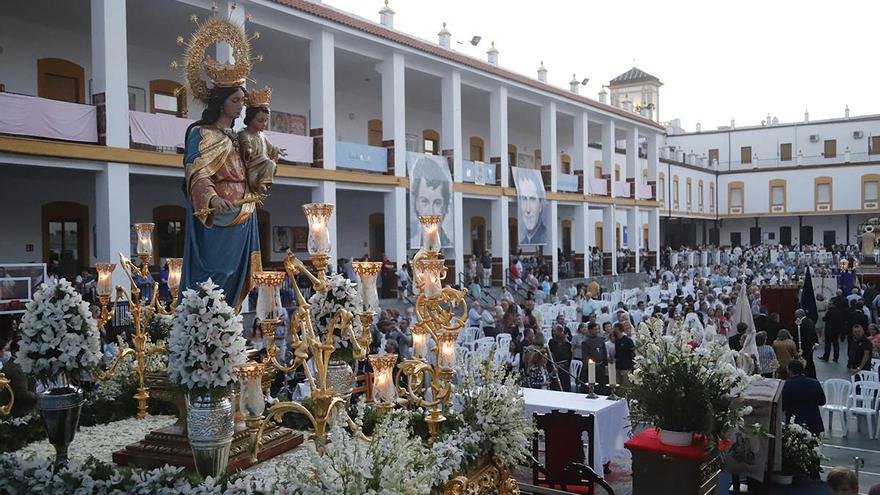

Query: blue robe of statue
[180,125,262,310]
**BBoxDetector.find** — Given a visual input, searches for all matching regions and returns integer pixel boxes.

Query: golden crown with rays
[170,4,270,103]
[247,86,272,108]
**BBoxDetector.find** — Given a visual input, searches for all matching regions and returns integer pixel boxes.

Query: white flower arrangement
[781,418,822,479]
[308,273,362,361]
[15,278,102,386]
[167,279,247,395]
[629,316,756,451]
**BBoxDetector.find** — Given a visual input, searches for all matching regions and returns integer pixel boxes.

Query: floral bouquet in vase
[15,278,102,464]
[308,273,362,363]
[167,278,246,478]
[779,419,822,482]
[628,316,755,450]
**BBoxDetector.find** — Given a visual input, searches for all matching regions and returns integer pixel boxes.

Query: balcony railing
[588,178,608,196]
[335,141,386,172]
[557,172,579,192]
[462,160,496,185]
[0,92,97,143]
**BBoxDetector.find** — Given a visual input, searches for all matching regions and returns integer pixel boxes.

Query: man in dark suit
[753,306,771,335]
[781,360,826,436]
[795,309,818,378]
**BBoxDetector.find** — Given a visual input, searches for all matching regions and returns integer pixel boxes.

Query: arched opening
[594,160,603,179]
[643,224,649,251]
[152,205,186,263]
[470,216,486,257]
[369,213,385,261]
[560,154,571,174]
[595,222,604,252]
[37,58,85,103]
[534,149,542,168]
[149,79,186,116]
[561,219,572,255]
[508,144,518,166]
[422,129,440,155]
[616,223,622,251]
[508,217,518,254]
[469,137,485,162]
[42,201,89,277]
[368,119,383,147]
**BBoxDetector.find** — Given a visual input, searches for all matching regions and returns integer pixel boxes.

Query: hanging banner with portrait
[408,152,454,249]
[511,166,548,246]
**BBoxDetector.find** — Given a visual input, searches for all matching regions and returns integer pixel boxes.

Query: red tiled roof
[268,0,665,130]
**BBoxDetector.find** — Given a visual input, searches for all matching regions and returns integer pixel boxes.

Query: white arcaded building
[0,0,664,289]
[662,111,880,249]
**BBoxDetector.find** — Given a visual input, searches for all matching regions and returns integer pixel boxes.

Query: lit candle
[608,362,617,386]
[352,261,382,312]
[412,323,428,360]
[303,203,334,256]
[588,359,596,384]
[369,353,398,404]
[437,329,459,370]
[419,215,442,253]
[166,258,183,290]
[96,263,116,298]
[234,363,266,418]
[415,259,444,299]
[134,223,154,257]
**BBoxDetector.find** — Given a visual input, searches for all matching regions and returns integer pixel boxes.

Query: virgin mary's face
[223,89,245,119]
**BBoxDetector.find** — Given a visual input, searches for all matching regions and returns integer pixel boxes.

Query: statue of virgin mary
[176,16,274,310]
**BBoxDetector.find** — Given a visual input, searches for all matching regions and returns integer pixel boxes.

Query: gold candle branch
[0,373,13,416]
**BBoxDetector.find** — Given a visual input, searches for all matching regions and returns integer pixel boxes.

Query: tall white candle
[309,220,331,255]
[424,224,441,252]
[256,285,277,320]
[588,359,596,384]
[608,362,617,386]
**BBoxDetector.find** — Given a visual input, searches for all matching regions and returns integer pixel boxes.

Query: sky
[324,0,878,131]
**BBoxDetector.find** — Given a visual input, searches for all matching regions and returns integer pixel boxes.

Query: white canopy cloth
[732,284,759,362]
[521,388,630,475]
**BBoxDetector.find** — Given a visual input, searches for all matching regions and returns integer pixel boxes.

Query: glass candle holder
[166,258,183,290]
[414,258,445,298]
[253,271,286,321]
[134,223,155,257]
[352,261,382,312]
[418,215,442,253]
[368,353,398,404]
[411,322,428,360]
[96,263,116,298]
[302,203,334,256]
[234,362,266,418]
[436,329,459,371]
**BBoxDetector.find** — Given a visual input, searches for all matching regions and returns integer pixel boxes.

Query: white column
[310,30,336,170]
[91,0,129,148]
[379,52,406,177]
[574,111,589,179]
[491,196,510,286]
[549,200,559,281]
[603,206,617,275]
[312,182,338,271]
[626,126,639,198]
[579,203,591,278]
[646,131,659,182]
[602,119,616,197]
[628,207,640,272]
[540,101,558,192]
[91,0,130,287]
[649,207,660,268]
[489,86,509,186]
[384,187,407,269]
[442,70,464,278]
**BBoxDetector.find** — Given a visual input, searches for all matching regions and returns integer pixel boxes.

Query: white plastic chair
[475,336,496,348]
[457,327,478,350]
[847,381,880,439]
[569,359,583,392]
[821,379,853,436]
[496,333,512,350]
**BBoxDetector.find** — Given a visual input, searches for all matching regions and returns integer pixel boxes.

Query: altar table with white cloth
[521,388,630,476]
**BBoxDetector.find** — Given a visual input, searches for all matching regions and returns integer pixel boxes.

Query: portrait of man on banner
[511,166,547,246]
[408,152,454,248]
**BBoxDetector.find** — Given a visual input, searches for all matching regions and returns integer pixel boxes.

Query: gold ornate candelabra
[93,223,182,419]
[0,372,12,416]
[244,204,374,461]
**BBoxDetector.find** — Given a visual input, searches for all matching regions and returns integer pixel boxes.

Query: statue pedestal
[112,420,302,472]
